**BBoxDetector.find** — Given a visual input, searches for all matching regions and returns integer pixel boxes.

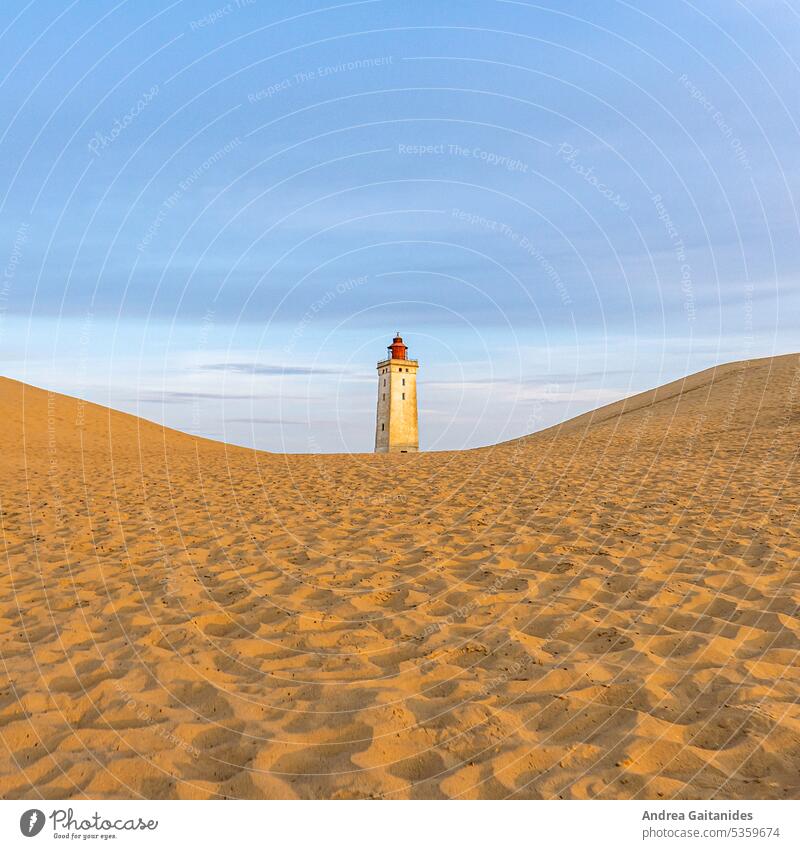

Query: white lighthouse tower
[374,333,419,453]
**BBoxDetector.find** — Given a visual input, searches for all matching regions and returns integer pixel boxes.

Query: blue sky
[0,0,798,451]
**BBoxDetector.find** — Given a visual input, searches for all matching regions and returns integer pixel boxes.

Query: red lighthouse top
[388,332,408,360]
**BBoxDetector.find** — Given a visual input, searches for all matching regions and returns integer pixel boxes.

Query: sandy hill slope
[0,354,799,800]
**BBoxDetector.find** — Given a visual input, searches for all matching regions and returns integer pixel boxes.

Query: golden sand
[1,354,799,799]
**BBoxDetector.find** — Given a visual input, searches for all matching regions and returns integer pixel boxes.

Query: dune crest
[1,354,799,799]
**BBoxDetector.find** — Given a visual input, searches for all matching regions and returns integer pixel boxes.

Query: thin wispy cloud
[126,390,257,404]
[226,417,306,425]
[199,362,343,376]
[425,370,630,387]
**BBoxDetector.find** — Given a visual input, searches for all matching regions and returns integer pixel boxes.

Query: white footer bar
[1,799,796,848]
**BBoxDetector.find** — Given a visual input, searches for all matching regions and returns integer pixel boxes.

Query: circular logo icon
[19,809,45,837]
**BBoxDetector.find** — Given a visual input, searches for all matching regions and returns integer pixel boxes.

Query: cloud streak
[226,417,306,425]
[199,362,343,376]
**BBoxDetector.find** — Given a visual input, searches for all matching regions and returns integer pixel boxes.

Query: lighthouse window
[381,423,384,431]
[402,378,405,386]
[382,394,385,400]
[402,392,405,400]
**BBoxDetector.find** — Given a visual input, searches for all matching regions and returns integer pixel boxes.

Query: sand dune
[1,354,799,799]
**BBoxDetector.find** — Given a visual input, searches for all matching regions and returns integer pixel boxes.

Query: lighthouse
[375,333,419,453]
